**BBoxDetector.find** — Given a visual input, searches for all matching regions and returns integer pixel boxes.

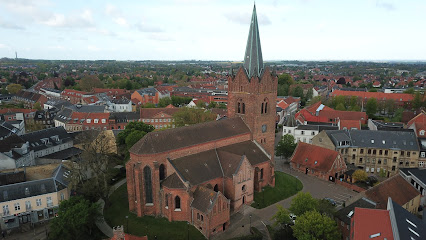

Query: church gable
[218,141,270,167]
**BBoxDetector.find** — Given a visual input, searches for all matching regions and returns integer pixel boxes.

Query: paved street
[212,134,359,239]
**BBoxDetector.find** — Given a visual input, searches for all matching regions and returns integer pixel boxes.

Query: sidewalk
[96,178,127,238]
[3,223,49,240]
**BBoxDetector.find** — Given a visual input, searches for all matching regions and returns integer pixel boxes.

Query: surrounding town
[1,3,426,240]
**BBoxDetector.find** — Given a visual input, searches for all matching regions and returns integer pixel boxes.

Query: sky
[0,0,425,61]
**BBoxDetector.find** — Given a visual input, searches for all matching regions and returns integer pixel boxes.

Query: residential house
[295,102,367,125]
[140,108,179,129]
[12,91,47,109]
[0,121,20,140]
[109,98,132,112]
[334,197,376,240]
[330,90,414,108]
[399,168,426,206]
[368,119,404,131]
[290,142,347,181]
[60,89,91,104]
[346,175,421,214]
[0,164,70,230]
[312,129,420,177]
[131,88,169,106]
[350,197,426,240]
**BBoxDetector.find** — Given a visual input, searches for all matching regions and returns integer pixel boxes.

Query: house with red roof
[330,90,414,108]
[295,102,367,125]
[290,142,347,181]
[350,207,393,240]
[61,89,91,104]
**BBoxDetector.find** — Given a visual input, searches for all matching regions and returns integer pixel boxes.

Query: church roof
[161,173,185,189]
[243,4,264,79]
[218,141,270,166]
[129,117,250,155]
[191,186,219,214]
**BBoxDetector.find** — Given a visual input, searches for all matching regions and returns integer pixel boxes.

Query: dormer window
[420,130,425,136]
[371,139,374,144]
[87,119,91,123]
[94,119,99,124]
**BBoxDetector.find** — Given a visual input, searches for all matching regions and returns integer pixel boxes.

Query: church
[125,5,277,238]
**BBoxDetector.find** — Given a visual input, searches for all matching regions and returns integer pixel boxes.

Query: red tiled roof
[291,142,340,173]
[407,110,426,127]
[165,104,175,108]
[82,96,99,104]
[0,108,36,114]
[331,90,414,102]
[339,120,361,130]
[364,175,419,210]
[140,108,180,119]
[352,208,393,240]
[276,100,289,110]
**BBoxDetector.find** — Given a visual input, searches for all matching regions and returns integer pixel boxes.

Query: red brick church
[126,5,277,238]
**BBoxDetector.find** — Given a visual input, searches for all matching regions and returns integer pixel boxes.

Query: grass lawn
[104,184,206,240]
[251,171,302,209]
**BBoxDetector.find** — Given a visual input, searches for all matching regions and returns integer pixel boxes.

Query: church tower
[227,4,277,161]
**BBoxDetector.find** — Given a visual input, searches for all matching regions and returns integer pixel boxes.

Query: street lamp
[125,215,129,233]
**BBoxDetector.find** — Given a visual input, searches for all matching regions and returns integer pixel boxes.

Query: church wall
[208,194,230,238]
[232,158,255,210]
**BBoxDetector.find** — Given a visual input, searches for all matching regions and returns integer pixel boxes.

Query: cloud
[136,22,163,32]
[376,0,396,11]
[148,33,174,42]
[105,4,129,27]
[88,28,117,37]
[87,45,101,51]
[42,9,94,28]
[0,19,25,30]
[223,12,271,26]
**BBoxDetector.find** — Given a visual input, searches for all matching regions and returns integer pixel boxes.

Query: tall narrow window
[265,102,268,113]
[261,103,264,114]
[175,196,181,209]
[260,168,264,179]
[238,102,241,113]
[242,103,245,114]
[144,166,153,204]
[165,194,169,208]
[214,184,218,192]
[159,164,166,181]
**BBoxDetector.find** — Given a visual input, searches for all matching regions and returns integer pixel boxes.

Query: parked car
[323,197,337,206]
[289,213,297,224]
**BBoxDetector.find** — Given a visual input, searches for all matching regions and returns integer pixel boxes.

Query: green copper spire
[243,4,264,79]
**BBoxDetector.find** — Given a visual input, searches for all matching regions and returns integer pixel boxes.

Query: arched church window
[159,164,166,181]
[261,103,264,114]
[165,194,168,208]
[144,166,153,204]
[262,98,269,114]
[214,184,218,192]
[175,196,181,209]
[237,99,245,114]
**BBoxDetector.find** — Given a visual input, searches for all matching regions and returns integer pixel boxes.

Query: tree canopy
[49,196,101,240]
[79,75,104,92]
[6,83,22,94]
[365,98,377,118]
[271,205,292,227]
[289,192,318,216]
[116,122,155,150]
[352,169,368,182]
[173,107,216,127]
[275,134,297,159]
[292,210,340,240]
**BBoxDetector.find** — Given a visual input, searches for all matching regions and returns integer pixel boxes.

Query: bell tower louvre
[227,4,278,162]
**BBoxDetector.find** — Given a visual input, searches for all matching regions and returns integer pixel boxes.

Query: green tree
[292,86,304,98]
[33,102,42,110]
[292,211,340,240]
[116,122,154,148]
[173,108,216,127]
[79,75,104,92]
[289,192,318,216]
[352,169,368,182]
[271,205,292,227]
[412,91,422,109]
[316,199,336,217]
[218,102,227,109]
[305,88,313,100]
[142,103,156,108]
[6,83,22,94]
[49,196,101,240]
[125,130,145,150]
[207,101,217,109]
[196,100,206,108]
[391,108,404,122]
[277,84,289,96]
[275,134,297,159]
[158,97,172,108]
[365,98,377,118]
[385,99,395,116]
[335,103,346,111]
[309,96,322,105]
[404,88,415,94]
[278,73,294,85]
